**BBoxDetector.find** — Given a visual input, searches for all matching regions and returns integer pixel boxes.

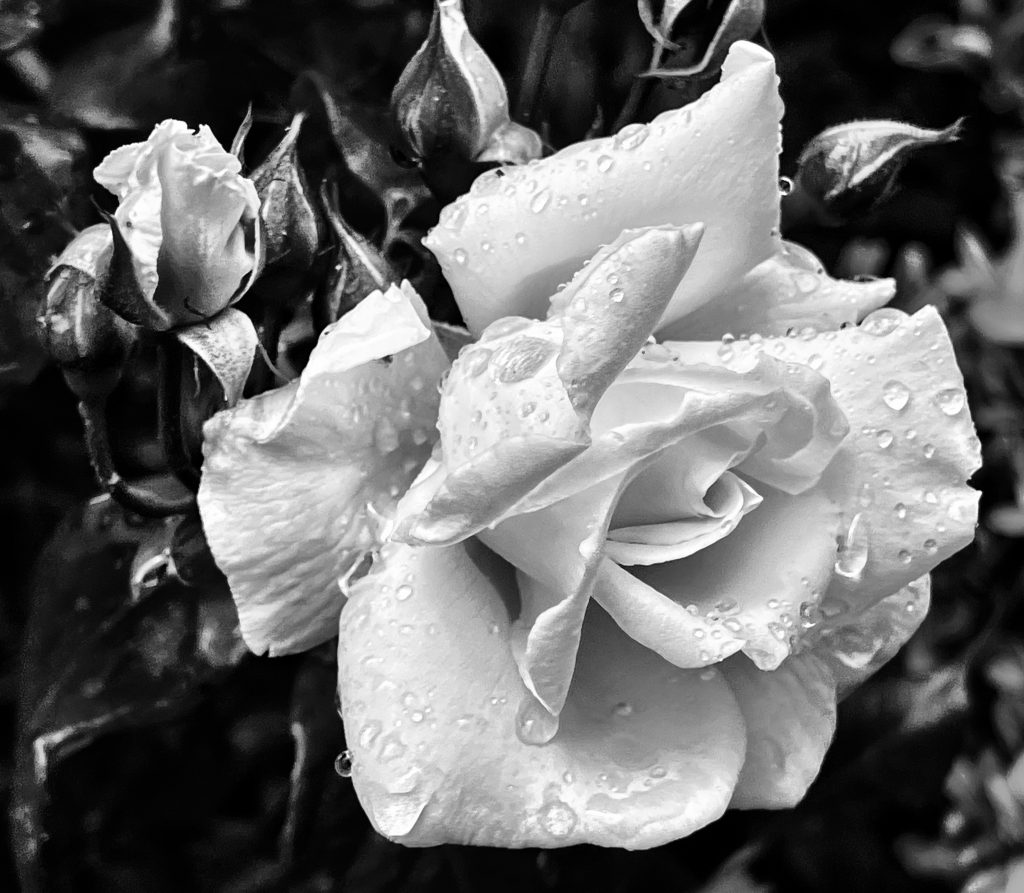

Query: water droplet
[597,155,614,172]
[834,512,870,581]
[335,750,353,778]
[530,189,551,213]
[538,799,578,838]
[609,287,624,303]
[897,549,913,565]
[923,443,936,459]
[924,538,938,555]
[876,429,894,449]
[882,380,911,412]
[650,765,667,779]
[613,123,649,150]
[515,232,526,245]
[612,701,633,717]
[395,584,413,601]
[861,308,904,336]
[442,204,467,231]
[779,176,794,195]
[491,336,557,383]
[374,418,400,454]
[358,721,382,749]
[453,248,468,265]
[515,697,560,746]
[934,388,965,416]
[894,503,908,520]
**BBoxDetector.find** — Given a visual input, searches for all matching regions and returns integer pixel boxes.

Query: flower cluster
[196,41,981,849]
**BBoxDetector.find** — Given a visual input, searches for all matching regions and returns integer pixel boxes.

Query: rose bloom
[94,120,261,328]
[198,43,981,849]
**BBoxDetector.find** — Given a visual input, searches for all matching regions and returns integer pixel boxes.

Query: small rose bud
[391,0,542,165]
[640,0,765,80]
[40,224,136,399]
[93,119,262,330]
[250,113,321,276]
[795,118,964,224]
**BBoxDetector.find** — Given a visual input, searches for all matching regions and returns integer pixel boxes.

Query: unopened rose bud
[250,113,320,276]
[40,224,136,399]
[93,119,262,330]
[391,0,542,165]
[640,0,765,80]
[795,118,964,224]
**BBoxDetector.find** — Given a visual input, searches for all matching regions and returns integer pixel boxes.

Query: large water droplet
[834,512,870,581]
[335,750,353,778]
[861,308,904,336]
[613,123,649,151]
[491,336,557,383]
[882,380,911,412]
[934,388,965,416]
[530,189,552,213]
[516,697,560,746]
[597,155,614,172]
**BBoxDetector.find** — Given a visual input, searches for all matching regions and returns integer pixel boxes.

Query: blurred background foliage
[2,0,1024,890]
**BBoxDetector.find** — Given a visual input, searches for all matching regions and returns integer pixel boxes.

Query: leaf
[0,103,88,395]
[175,308,258,407]
[11,495,245,892]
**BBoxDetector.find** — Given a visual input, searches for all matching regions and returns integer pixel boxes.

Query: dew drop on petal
[530,189,552,213]
[491,336,557,383]
[934,388,966,416]
[395,584,414,601]
[834,512,870,581]
[515,697,560,746]
[613,123,649,150]
[597,155,614,172]
[876,429,894,449]
[334,750,353,778]
[882,380,911,412]
[609,287,624,303]
[453,248,468,265]
[861,308,904,336]
[538,799,578,838]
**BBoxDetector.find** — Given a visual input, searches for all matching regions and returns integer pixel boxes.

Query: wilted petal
[425,41,782,335]
[665,241,896,340]
[722,652,836,808]
[666,306,981,612]
[339,539,747,848]
[197,284,449,655]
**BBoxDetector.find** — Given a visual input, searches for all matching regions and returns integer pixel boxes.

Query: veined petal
[722,652,836,809]
[665,305,981,612]
[663,241,896,341]
[338,539,747,849]
[425,41,782,335]
[197,284,449,656]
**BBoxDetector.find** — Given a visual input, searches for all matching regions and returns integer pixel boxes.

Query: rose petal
[156,140,260,318]
[662,241,896,341]
[606,472,763,566]
[722,652,836,808]
[175,308,257,406]
[94,119,192,199]
[425,41,782,335]
[478,477,626,716]
[395,225,702,545]
[339,539,747,849]
[809,574,931,697]
[197,284,449,655]
[602,487,841,670]
[665,305,981,611]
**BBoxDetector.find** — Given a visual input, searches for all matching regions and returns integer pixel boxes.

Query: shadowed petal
[197,284,449,655]
[722,652,836,808]
[338,539,747,849]
[425,41,782,335]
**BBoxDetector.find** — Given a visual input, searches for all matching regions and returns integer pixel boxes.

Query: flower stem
[515,3,564,126]
[611,43,663,134]
[78,396,194,517]
[157,336,201,491]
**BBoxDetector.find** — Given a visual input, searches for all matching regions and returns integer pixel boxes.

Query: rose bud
[640,0,765,80]
[249,113,320,278]
[391,0,542,166]
[40,224,136,400]
[795,118,964,224]
[93,119,262,331]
